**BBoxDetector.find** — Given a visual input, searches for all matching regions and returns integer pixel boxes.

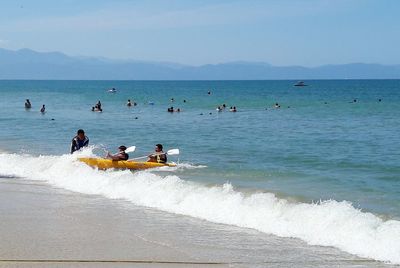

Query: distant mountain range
[1,48,400,80]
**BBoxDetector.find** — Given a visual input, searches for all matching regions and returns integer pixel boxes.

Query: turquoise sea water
[1,80,400,263]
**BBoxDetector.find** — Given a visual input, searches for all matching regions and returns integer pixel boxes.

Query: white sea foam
[0,152,399,264]
[150,162,207,172]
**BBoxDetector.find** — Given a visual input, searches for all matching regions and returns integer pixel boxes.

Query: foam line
[0,151,399,264]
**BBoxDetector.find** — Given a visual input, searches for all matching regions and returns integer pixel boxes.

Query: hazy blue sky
[0,0,399,66]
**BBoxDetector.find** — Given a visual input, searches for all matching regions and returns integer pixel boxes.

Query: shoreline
[0,178,392,268]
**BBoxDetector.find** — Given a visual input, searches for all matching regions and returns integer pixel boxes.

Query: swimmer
[40,104,45,113]
[127,99,132,107]
[25,99,32,109]
[95,101,102,110]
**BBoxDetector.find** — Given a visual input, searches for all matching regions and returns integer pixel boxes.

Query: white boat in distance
[294,81,308,87]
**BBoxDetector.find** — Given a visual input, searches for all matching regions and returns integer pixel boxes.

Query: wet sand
[0,178,392,268]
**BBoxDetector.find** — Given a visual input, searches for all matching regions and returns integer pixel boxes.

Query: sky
[0,0,399,66]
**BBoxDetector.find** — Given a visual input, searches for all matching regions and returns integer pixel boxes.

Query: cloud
[0,39,9,46]
[0,1,350,32]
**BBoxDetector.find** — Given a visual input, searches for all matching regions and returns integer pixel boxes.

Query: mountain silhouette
[1,48,399,80]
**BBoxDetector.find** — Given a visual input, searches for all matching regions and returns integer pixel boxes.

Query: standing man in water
[147,144,167,163]
[70,129,89,154]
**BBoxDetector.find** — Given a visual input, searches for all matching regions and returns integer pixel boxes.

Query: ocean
[0,80,399,265]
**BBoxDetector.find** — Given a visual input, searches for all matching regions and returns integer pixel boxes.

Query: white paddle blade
[125,146,136,153]
[167,149,179,155]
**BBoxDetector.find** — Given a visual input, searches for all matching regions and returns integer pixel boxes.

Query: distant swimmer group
[23,99,47,113]
[216,104,237,112]
[92,100,102,112]
[24,85,384,120]
[127,99,137,107]
[36,89,240,117]
[167,106,181,112]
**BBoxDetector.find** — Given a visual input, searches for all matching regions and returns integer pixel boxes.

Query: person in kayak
[147,144,167,163]
[106,145,129,161]
[70,129,89,154]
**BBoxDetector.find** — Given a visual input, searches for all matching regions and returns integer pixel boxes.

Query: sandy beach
[0,177,391,268]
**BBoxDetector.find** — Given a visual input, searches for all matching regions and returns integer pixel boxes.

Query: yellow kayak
[78,157,177,170]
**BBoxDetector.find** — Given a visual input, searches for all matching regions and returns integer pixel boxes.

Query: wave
[0,151,399,264]
[150,162,207,172]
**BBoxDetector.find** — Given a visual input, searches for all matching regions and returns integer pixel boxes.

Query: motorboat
[294,81,307,87]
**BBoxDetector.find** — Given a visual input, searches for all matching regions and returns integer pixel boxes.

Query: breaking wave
[0,150,399,264]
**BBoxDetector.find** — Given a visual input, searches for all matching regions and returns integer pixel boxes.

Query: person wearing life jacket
[106,145,129,161]
[70,129,89,154]
[147,144,167,163]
